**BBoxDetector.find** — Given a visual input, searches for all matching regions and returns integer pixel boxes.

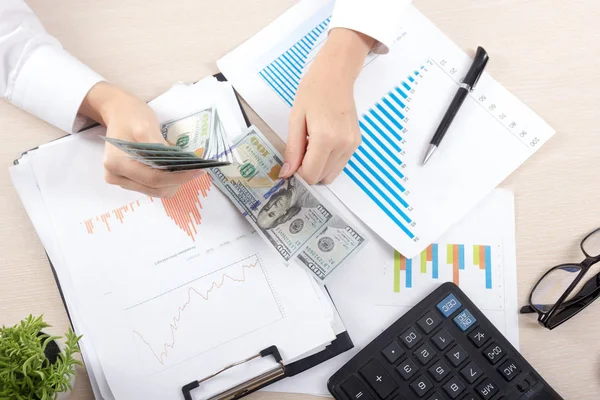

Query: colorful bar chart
[393,243,495,293]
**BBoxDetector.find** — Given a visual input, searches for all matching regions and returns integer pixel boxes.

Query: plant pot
[38,332,76,400]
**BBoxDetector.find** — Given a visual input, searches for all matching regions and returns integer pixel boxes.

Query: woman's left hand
[279,28,375,185]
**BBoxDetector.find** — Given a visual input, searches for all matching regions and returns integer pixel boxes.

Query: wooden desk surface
[1,0,599,398]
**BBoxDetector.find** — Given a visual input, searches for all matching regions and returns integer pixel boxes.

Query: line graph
[81,174,212,240]
[129,254,284,368]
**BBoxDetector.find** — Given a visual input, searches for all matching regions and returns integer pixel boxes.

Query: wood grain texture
[1,0,599,398]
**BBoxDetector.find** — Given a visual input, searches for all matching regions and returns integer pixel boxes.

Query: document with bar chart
[218,0,555,257]
[374,189,519,346]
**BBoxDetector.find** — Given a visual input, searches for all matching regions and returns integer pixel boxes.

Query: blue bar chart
[260,30,429,241]
[255,11,441,253]
[259,17,331,106]
[257,14,425,241]
[344,71,425,240]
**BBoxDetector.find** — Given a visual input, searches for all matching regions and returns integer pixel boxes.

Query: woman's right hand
[80,82,205,198]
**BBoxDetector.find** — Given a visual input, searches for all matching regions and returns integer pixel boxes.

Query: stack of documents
[10,77,345,400]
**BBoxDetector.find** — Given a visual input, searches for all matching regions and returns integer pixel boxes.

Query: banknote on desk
[209,126,367,282]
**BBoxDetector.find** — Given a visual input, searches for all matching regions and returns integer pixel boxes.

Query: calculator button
[516,377,531,392]
[460,361,483,384]
[382,341,405,364]
[417,311,442,334]
[516,373,538,392]
[359,359,398,399]
[475,378,499,400]
[498,358,521,382]
[431,329,454,350]
[436,294,462,317]
[445,344,468,367]
[452,309,477,332]
[427,359,451,382]
[414,343,437,365]
[459,394,476,400]
[340,375,374,400]
[426,392,444,400]
[442,376,466,399]
[396,358,419,381]
[410,374,433,397]
[400,326,422,349]
[516,378,530,392]
[468,327,489,348]
[482,342,505,365]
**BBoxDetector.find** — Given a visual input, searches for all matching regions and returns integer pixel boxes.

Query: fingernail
[279,163,291,178]
[193,170,206,177]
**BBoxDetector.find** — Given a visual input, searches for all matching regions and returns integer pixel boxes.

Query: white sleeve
[329,0,412,54]
[0,0,104,133]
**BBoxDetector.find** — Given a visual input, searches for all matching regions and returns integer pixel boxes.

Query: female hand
[279,28,375,184]
[80,82,204,198]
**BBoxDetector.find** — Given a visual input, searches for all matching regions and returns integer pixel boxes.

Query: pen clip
[463,46,489,91]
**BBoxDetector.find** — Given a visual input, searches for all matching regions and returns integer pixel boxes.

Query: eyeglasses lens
[531,264,581,313]
[582,229,600,258]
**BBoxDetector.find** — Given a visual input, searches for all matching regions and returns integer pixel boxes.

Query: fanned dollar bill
[103,106,240,171]
[209,126,367,282]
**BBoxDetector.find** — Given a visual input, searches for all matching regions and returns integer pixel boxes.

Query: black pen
[422,46,490,165]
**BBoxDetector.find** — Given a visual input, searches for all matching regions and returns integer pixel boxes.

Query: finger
[322,152,352,184]
[297,134,333,185]
[105,156,205,188]
[281,110,308,178]
[321,152,346,184]
[104,172,180,198]
[321,133,361,184]
[318,149,344,183]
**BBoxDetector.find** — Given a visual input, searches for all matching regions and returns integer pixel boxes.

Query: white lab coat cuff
[9,44,104,133]
[329,0,411,54]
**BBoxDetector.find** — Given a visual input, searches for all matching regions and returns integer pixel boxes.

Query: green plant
[0,315,82,400]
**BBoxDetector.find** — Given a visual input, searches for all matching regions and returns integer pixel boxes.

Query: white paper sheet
[217,0,554,258]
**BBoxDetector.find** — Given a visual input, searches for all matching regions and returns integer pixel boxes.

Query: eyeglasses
[520,227,600,329]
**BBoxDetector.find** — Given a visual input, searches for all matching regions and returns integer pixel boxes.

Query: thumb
[281,111,307,178]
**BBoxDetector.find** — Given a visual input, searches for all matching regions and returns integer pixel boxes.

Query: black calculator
[328,283,563,400]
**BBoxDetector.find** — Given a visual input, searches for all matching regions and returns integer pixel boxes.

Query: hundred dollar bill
[209,126,367,281]
[161,107,216,158]
[297,215,366,281]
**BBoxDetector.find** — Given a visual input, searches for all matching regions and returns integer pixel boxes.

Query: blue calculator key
[436,294,462,318]
[453,309,476,331]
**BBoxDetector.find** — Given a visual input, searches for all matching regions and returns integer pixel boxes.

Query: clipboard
[14,73,354,400]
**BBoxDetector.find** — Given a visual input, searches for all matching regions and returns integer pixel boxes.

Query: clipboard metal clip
[182,346,285,400]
